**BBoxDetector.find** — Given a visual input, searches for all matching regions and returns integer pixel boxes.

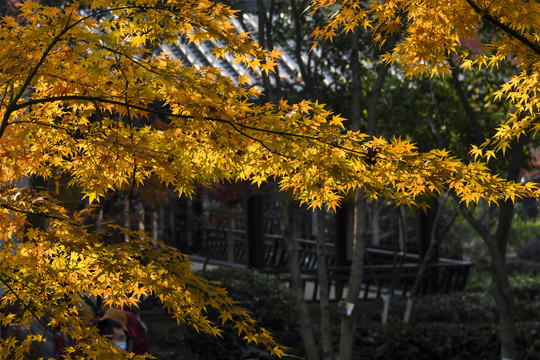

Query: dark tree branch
[464,0,540,57]
[13,95,371,158]
[0,203,73,223]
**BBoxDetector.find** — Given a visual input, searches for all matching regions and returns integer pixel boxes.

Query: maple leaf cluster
[310,0,540,167]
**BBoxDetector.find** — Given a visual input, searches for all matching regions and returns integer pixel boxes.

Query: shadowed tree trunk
[335,27,366,360]
[316,209,335,360]
[460,138,526,360]
[338,191,367,360]
[451,61,527,359]
[273,184,321,360]
[461,201,517,360]
[403,196,459,323]
[336,26,392,360]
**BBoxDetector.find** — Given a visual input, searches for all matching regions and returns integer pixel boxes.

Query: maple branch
[464,0,540,57]
[7,15,85,106]
[0,274,73,346]
[96,44,162,76]
[225,119,290,158]
[0,276,49,325]
[231,120,367,158]
[0,82,10,110]
[8,119,75,131]
[0,3,192,139]
[0,7,91,139]
[14,95,372,162]
[124,81,138,199]
[0,203,74,223]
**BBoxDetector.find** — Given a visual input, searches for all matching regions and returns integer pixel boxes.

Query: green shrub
[355,321,540,360]
[510,213,540,250]
[507,257,540,276]
[350,286,540,359]
[355,322,499,360]
[153,268,302,360]
[516,321,540,359]
[511,274,540,302]
[407,292,497,324]
[374,292,497,325]
[147,265,540,360]
[517,242,540,262]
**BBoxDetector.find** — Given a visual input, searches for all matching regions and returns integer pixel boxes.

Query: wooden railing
[190,225,473,300]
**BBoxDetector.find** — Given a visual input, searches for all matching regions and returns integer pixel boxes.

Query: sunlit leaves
[0,0,290,358]
[310,0,540,162]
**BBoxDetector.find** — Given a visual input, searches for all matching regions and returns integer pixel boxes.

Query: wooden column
[417,200,439,262]
[246,194,265,269]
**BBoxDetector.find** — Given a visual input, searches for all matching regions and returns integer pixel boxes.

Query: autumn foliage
[0,0,538,359]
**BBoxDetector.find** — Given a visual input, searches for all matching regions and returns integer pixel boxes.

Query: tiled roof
[157,9,333,92]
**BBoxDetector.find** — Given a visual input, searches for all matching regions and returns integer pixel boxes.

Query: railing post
[335,203,352,266]
[246,194,265,269]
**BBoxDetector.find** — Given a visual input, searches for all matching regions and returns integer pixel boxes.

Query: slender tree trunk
[336,27,364,360]
[366,63,389,135]
[257,0,282,100]
[397,207,407,252]
[450,65,484,146]
[403,199,442,323]
[290,0,314,97]
[488,221,516,360]
[450,61,526,359]
[257,0,273,101]
[138,203,145,233]
[350,29,361,132]
[460,138,526,359]
[273,184,321,360]
[338,191,367,360]
[316,209,335,360]
[462,203,516,360]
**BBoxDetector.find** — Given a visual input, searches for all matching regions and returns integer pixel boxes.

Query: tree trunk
[366,63,389,135]
[404,198,442,323]
[350,28,361,132]
[338,191,367,360]
[460,137,525,359]
[462,203,516,360]
[487,223,516,360]
[316,209,335,360]
[290,0,314,98]
[397,207,407,251]
[273,184,321,360]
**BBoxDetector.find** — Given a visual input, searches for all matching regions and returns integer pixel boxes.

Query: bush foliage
[153,268,302,360]
[149,262,540,360]
[355,321,540,360]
